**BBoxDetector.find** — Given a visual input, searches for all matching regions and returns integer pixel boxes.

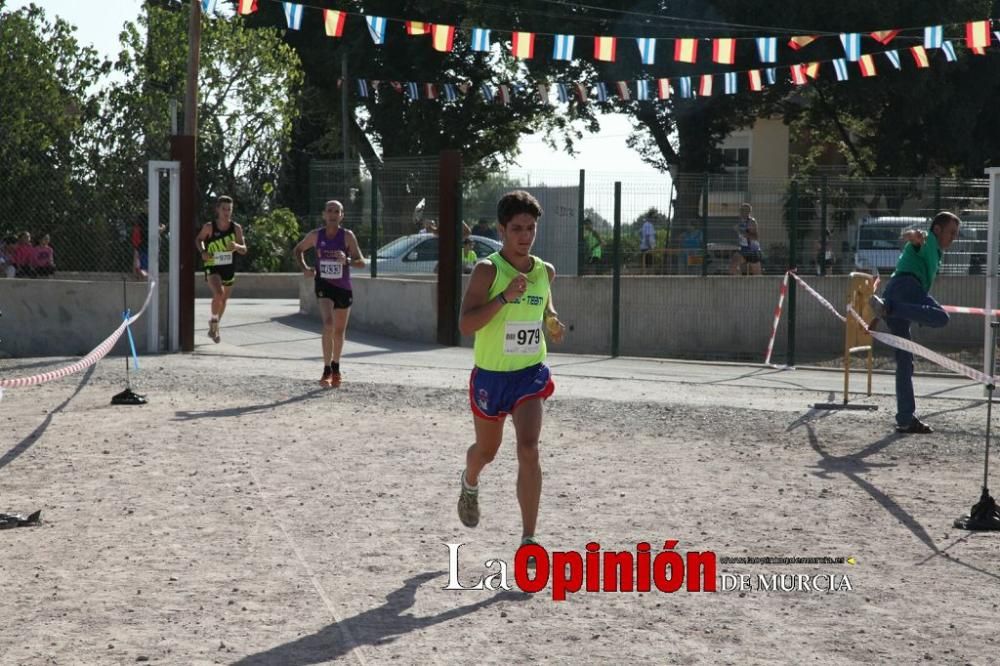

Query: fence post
[578,169,586,275]
[787,180,799,367]
[820,176,828,276]
[436,150,462,346]
[611,181,622,357]
[701,173,709,277]
[369,179,378,278]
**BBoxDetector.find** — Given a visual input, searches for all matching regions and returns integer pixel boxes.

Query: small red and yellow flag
[512,32,535,59]
[805,62,821,79]
[966,20,990,49]
[406,21,430,36]
[748,70,763,91]
[859,54,876,77]
[788,35,816,50]
[594,36,617,62]
[674,38,697,63]
[431,24,455,52]
[698,74,713,96]
[870,30,899,45]
[657,78,671,99]
[712,38,735,64]
[911,45,930,68]
[790,64,807,85]
[323,9,345,37]
[238,0,257,15]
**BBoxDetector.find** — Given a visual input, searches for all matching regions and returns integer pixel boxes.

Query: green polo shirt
[892,230,942,292]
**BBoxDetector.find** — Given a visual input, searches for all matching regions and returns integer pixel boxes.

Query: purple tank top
[316,226,351,290]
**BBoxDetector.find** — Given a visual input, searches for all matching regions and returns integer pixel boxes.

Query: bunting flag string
[345,35,996,107]
[231,0,999,77]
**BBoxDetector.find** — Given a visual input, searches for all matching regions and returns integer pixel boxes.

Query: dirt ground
[2,323,1000,665]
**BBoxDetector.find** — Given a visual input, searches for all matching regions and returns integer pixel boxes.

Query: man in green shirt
[870,212,961,434]
[456,190,567,554]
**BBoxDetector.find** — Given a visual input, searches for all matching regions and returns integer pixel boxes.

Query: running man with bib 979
[456,190,567,556]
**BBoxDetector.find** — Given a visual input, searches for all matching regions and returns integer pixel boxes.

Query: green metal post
[787,180,799,367]
[701,173,709,277]
[369,180,378,277]
[819,176,828,276]
[578,169,586,275]
[611,182,622,357]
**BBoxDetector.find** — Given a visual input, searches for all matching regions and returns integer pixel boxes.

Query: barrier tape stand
[0,280,156,529]
[954,320,1000,531]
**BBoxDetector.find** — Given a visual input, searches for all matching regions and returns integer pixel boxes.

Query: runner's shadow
[0,364,95,472]
[173,388,329,421]
[802,422,1000,582]
[231,571,529,666]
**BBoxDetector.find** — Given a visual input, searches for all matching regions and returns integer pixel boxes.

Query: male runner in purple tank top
[294,200,366,387]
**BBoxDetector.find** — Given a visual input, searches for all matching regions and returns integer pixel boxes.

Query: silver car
[374,234,501,274]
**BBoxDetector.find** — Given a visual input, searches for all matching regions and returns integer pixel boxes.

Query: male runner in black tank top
[196,195,247,343]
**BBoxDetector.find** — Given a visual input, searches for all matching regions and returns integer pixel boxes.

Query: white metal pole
[984,168,1000,381]
[169,164,181,352]
[147,166,160,354]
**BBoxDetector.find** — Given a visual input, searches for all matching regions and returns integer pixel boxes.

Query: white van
[853,216,927,274]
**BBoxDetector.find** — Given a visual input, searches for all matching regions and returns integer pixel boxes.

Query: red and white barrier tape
[764,272,789,366]
[788,272,847,323]
[0,280,156,391]
[942,304,1000,317]
[847,306,996,386]
[770,270,997,385]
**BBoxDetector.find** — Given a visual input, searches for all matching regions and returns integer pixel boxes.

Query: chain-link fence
[6,145,998,366]
[0,155,163,280]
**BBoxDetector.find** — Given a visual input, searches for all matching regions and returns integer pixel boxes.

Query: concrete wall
[49,272,302,300]
[298,275,438,343]
[2,273,989,360]
[0,278,167,358]
[300,274,988,360]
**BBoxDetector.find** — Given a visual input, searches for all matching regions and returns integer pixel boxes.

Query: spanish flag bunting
[323,9,345,37]
[424,83,437,99]
[790,64,807,85]
[971,45,987,55]
[238,0,257,15]
[431,24,455,52]
[859,54,876,77]
[594,36,616,62]
[657,78,671,99]
[712,38,735,64]
[910,45,930,68]
[870,30,899,45]
[406,21,430,36]
[698,74,713,96]
[805,62,821,79]
[512,32,535,59]
[674,38,697,63]
[966,20,990,49]
[788,35,816,50]
[748,69,763,91]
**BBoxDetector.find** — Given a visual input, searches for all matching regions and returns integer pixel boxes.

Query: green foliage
[105,5,304,222]
[244,207,302,272]
[0,5,111,263]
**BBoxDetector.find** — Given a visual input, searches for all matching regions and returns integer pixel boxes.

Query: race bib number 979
[504,321,542,355]
[213,251,233,266]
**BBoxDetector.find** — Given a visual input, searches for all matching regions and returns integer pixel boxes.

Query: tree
[0,4,111,267]
[245,1,598,235]
[102,3,304,223]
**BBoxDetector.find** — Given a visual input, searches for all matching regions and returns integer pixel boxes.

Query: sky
[17,0,670,220]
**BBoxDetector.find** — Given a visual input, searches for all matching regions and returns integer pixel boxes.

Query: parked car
[375,234,501,274]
